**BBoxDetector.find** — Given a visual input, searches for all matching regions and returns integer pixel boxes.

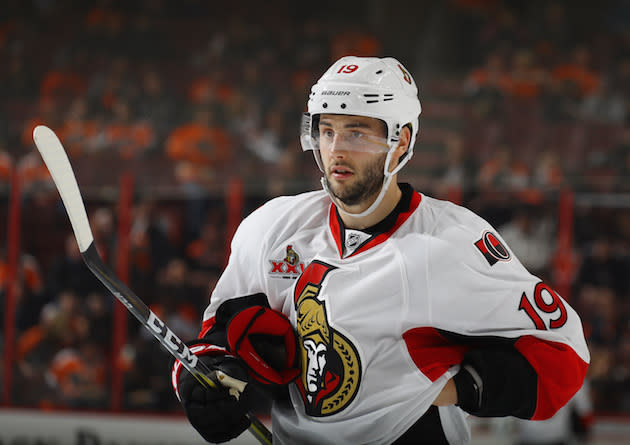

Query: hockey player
[171,56,589,444]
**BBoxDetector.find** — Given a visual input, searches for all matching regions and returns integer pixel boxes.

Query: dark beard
[327,154,386,207]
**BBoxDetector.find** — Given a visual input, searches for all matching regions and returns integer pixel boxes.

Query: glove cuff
[453,364,484,413]
[171,343,228,401]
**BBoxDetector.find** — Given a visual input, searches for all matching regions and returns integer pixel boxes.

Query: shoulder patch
[269,244,306,279]
[474,230,511,266]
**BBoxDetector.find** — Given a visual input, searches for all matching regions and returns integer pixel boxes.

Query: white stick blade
[33,125,94,252]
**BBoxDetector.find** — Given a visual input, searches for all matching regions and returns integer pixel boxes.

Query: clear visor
[300,113,390,154]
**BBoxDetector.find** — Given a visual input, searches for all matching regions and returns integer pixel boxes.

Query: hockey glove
[453,348,537,418]
[172,344,252,443]
[225,305,300,386]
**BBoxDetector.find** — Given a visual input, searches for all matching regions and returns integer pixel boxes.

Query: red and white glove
[225,305,300,386]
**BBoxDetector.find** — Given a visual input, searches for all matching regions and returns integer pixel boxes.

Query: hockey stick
[32,125,272,445]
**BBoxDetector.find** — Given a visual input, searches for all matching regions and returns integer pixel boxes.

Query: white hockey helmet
[300,56,422,217]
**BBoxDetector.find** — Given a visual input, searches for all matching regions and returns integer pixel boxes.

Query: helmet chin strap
[321,149,397,219]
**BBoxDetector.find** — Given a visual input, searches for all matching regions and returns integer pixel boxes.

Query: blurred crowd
[1,0,630,416]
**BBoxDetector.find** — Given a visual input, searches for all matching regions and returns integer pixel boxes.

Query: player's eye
[321,129,334,138]
[348,131,364,140]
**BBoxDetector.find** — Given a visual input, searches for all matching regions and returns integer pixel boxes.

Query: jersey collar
[328,183,422,259]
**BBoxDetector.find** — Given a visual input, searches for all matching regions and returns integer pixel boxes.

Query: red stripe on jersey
[349,191,421,258]
[328,191,422,258]
[514,335,588,420]
[403,327,471,381]
[328,206,344,258]
[198,316,216,339]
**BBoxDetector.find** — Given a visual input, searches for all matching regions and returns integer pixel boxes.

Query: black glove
[172,344,252,443]
[453,347,537,418]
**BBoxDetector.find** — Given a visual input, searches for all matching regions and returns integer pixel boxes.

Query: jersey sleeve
[407,203,589,420]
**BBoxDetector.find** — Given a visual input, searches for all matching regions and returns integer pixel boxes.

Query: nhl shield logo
[293,260,361,417]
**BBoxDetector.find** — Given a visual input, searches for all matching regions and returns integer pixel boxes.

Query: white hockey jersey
[200,185,589,445]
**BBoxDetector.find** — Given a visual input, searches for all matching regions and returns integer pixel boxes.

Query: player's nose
[329,135,349,157]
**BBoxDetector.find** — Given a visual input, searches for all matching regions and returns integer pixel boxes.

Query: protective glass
[300,113,390,154]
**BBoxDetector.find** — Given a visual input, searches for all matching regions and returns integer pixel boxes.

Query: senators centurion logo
[474,230,511,266]
[293,261,361,417]
[269,245,306,279]
[398,64,412,84]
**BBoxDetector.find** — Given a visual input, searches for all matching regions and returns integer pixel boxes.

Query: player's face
[318,115,388,207]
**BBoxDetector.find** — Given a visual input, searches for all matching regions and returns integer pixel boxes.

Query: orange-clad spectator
[533,150,565,188]
[189,74,234,105]
[331,28,382,60]
[477,146,511,187]
[46,342,107,408]
[56,98,100,157]
[466,52,512,95]
[477,146,530,189]
[17,321,48,364]
[17,152,53,192]
[40,68,87,103]
[21,98,61,148]
[46,351,84,407]
[13,304,63,407]
[1,250,47,332]
[0,254,44,296]
[166,107,232,166]
[504,50,547,100]
[508,158,531,189]
[21,254,44,295]
[16,290,84,378]
[104,100,155,159]
[16,304,62,367]
[551,46,601,97]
